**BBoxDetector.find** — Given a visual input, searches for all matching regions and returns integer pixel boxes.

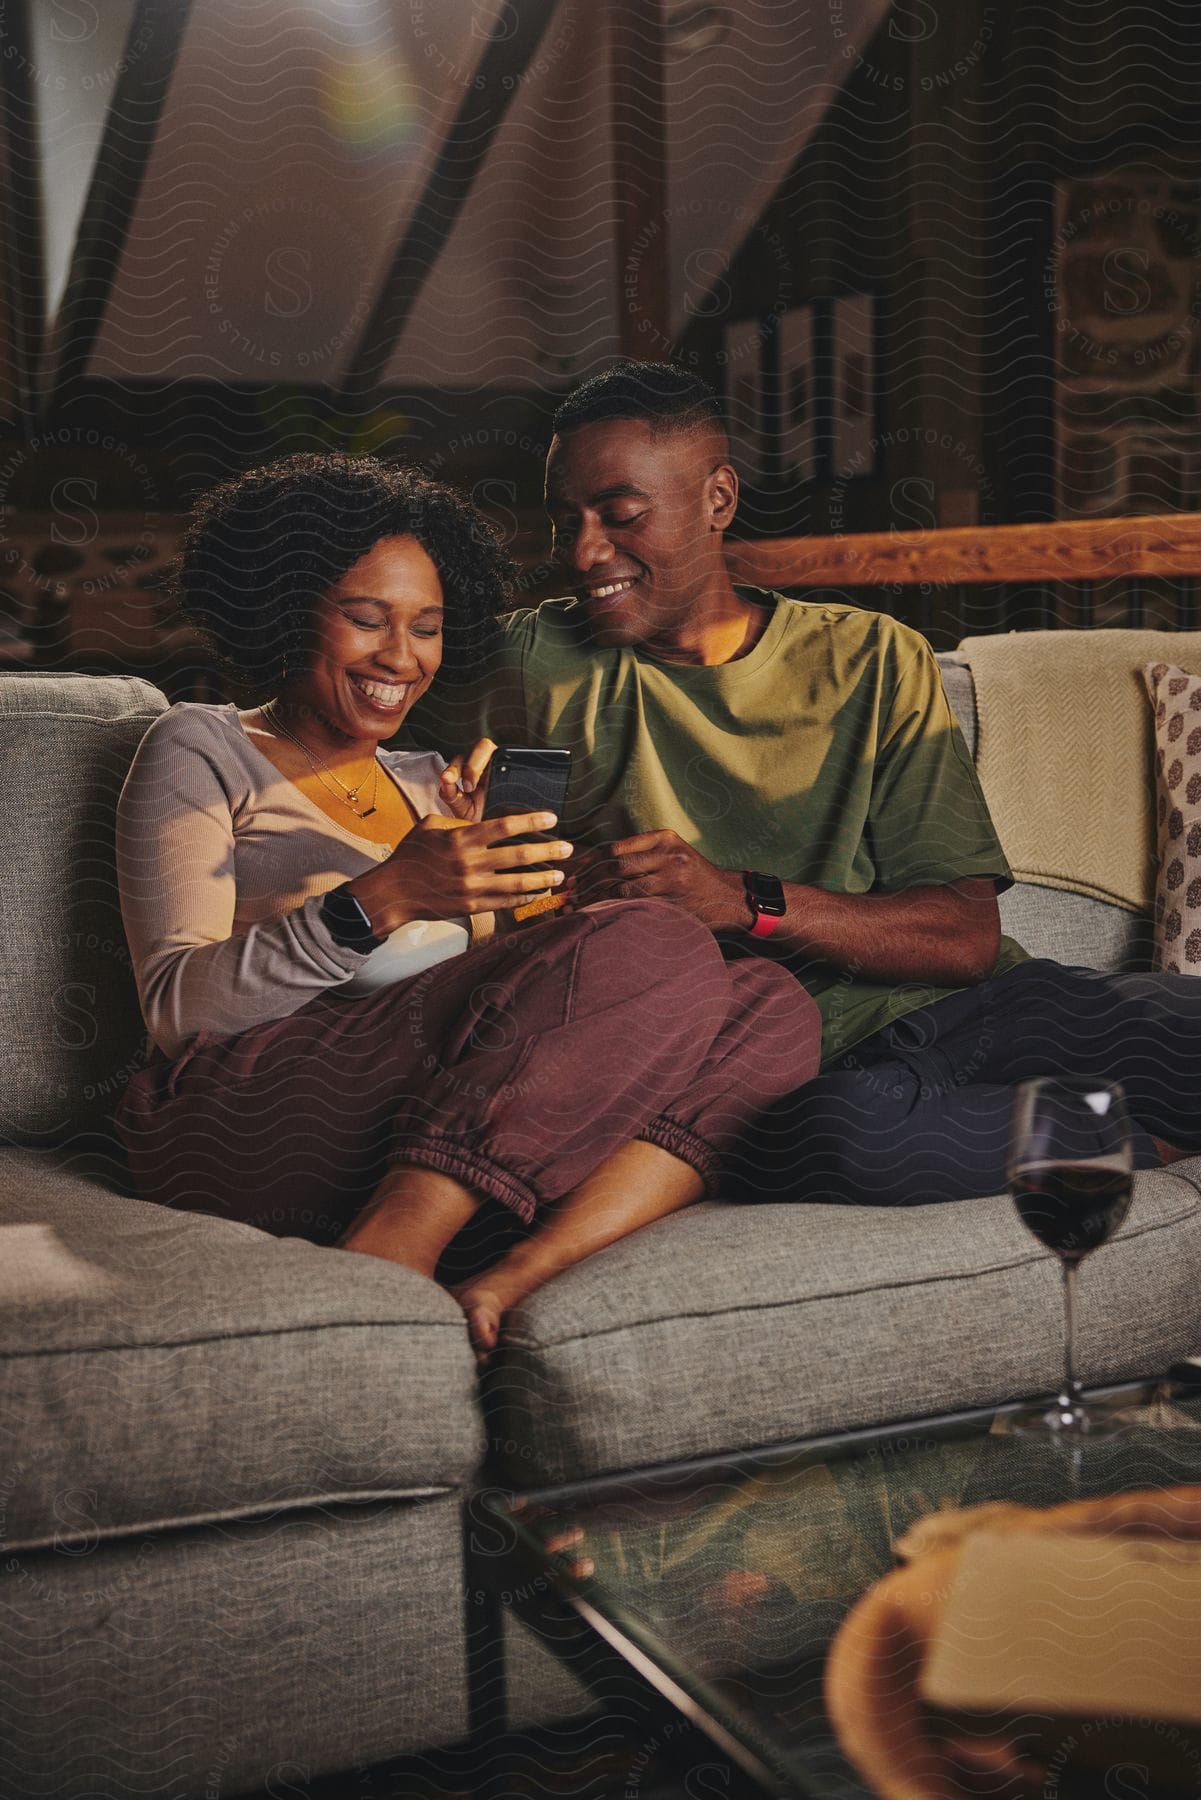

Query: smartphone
[482,747,572,826]
[482,747,572,921]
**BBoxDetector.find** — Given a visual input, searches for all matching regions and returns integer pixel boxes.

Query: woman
[116,454,821,1360]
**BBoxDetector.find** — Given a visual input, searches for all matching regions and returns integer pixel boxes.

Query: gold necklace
[264,703,381,819]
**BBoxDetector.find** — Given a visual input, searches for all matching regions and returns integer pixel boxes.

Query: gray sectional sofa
[3,660,1200,1798]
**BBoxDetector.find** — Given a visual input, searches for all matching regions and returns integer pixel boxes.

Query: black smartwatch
[742,870,786,940]
[320,882,384,952]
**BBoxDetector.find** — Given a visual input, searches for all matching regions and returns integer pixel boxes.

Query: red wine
[1012,1163,1132,1263]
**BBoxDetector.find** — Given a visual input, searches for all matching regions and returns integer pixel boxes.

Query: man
[423,361,1201,1203]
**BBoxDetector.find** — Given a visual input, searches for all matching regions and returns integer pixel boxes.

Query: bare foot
[448,1249,555,1367]
[448,1281,508,1366]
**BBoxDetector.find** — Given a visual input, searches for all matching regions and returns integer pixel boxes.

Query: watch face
[322,888,382,949]
[745,872,786,916]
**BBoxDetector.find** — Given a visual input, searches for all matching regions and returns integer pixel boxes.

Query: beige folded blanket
[962,628,1201,914]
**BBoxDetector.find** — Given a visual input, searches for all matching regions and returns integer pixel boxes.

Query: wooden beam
[340,0,564,408]
[726,514,1201,590]
[0,0,47,428]
[610,0,669,359]
[44,0,196,416]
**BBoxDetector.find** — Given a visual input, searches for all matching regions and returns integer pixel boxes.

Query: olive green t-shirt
[416,589,1027,1060]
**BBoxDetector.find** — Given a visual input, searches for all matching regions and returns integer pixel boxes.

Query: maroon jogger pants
[117,900,821,1244]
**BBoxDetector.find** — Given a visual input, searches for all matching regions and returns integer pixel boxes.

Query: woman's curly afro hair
[178,453,514,694]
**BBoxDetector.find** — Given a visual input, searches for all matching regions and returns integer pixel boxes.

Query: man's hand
[568,830,748,931]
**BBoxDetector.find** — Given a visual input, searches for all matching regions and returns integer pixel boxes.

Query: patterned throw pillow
[1145,660,1201,972]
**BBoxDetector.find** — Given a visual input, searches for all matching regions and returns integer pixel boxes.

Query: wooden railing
[722,513,1201,642]
[9,510,1200,696]
[726,514,1201,589]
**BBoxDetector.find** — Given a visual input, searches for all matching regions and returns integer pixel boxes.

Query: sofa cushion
[937,652,978,755]
[0,1149,485,1549]
[998,882,1153,972]
[0,1495,474,1795]
[939,651,1152,973]
[1145,659,1201,972]
[488,1167,1201,1485]
[0,674,167,1145]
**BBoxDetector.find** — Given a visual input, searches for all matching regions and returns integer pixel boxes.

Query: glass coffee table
[482,1380,1201,1798]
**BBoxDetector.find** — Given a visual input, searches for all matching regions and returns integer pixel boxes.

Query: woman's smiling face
[286,534,445,743]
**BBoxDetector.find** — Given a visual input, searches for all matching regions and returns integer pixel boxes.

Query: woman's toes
[466,1302,499,1362]
[455,1284,505,1365]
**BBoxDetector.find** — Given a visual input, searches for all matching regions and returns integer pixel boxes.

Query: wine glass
[1008,1078,1133,1437]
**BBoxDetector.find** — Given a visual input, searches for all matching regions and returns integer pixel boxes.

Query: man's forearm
[570,832,1002,986]
[757,877,1002,985]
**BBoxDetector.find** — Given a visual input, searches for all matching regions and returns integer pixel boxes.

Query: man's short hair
[553,361,726,443]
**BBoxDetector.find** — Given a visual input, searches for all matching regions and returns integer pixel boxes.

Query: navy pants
[748,958,1201,1206]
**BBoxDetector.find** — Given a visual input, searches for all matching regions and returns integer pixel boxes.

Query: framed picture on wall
[722,320,765,484]
[831,293,876,478]
[778,304,819,483]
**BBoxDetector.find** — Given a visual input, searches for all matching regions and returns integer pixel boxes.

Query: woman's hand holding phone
[438,737,498,822]
[347,810,573,935]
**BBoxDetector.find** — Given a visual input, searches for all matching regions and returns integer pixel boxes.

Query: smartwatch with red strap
[742,870,786,939]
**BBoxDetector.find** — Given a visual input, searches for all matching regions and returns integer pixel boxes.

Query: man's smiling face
[544,418,735,649]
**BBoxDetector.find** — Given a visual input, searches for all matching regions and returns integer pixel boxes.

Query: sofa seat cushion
[0,1496,475,1794]
[490,1167,1201,1486]
[0,1149,484,1550]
